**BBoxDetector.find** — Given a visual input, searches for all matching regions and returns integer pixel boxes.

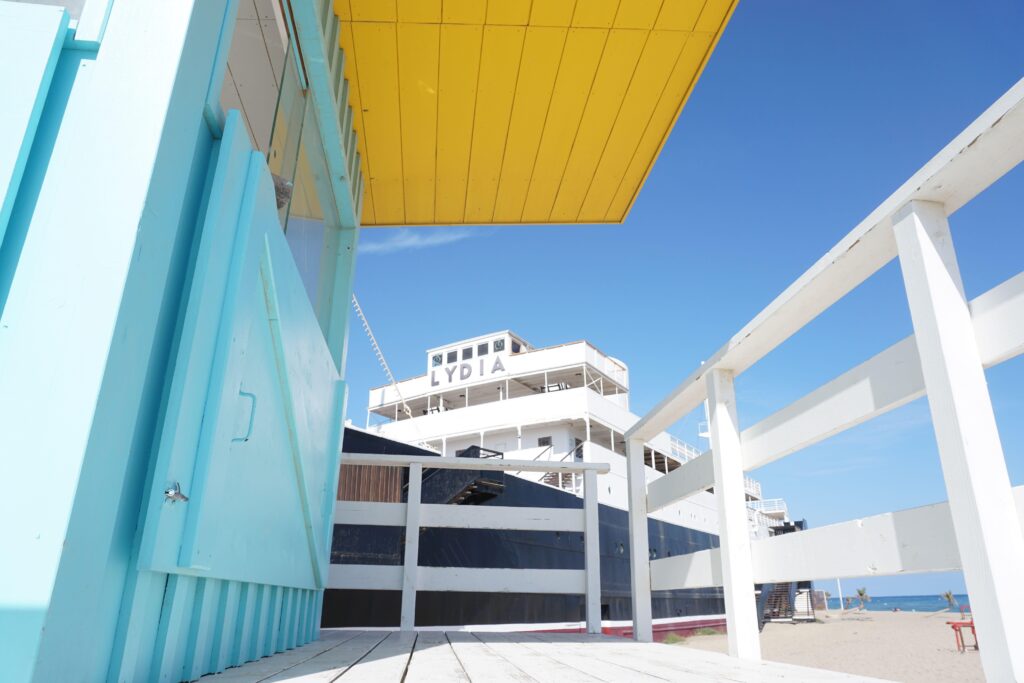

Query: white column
[585,417,591,442]
[706,368,761,660]
[894,200,1024,681]
[516,425,522,450]
[625,438,652,641]
[583,469,601,634]
[400,463,422,631]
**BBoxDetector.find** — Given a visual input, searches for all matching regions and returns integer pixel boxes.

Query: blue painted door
[137,112,341,591]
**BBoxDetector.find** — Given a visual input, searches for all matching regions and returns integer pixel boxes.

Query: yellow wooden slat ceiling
[334,0,737,226]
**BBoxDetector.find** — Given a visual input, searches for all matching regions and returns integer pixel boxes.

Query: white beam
[740,268,1024,473]
[645,450,713,512]
[326,566,588,595]
[650,548,720,592]
[340,453,609,474]
[421,505,583,532]
[651,486,1024,591]
[328,564,402,591]
[334,502,585,531]
[627,77,1024,443]
[583,469,601,634]
[334,501,407,526]
[625,438,652,642]
[895,200,1024,681]
[417,567,585,594]
[706,369,760,661]
[400,463,422,631]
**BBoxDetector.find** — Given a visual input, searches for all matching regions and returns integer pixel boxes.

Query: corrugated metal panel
[335,0,737,226]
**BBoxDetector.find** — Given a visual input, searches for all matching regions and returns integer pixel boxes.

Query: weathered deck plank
[444,631,538,682]
[470,632,604,682]
[261,631,387,682]
[403,631,470,682]
[198,630,892,682]
[337,631,417,681]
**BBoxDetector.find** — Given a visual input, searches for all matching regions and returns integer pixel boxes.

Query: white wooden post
[706,368,761,660]
[583,468,601,634]
[401,463,422,631]
[625,438,653,641]
[894,200,1024,681]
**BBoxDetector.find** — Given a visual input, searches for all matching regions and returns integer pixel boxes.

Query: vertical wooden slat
[216,581,243,671]
[625,438,652,641]
[583,468,601,634]
[400,463,423,630]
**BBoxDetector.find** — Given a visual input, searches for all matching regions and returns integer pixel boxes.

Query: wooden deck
[201,630,891,682]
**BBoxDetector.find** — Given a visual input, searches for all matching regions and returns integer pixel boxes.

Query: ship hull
[325,467,724,630]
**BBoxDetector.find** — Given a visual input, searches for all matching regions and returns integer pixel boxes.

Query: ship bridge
[368,333,628,422]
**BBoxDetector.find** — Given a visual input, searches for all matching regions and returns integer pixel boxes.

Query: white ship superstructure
[366,331,788,539]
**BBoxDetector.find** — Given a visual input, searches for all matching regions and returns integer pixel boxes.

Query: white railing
[747,498,786,516]
[743,476,762,500]
[668,435,702,462]
[330,453,610,633]
[623,78,1024,682]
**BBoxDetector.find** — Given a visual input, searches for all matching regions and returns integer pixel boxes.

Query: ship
[324,331,807,635]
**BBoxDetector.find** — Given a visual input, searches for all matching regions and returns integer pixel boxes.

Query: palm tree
[942,591,958,610]
[856,587,870,610]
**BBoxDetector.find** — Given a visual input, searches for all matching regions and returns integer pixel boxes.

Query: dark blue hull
[325,440,724,627]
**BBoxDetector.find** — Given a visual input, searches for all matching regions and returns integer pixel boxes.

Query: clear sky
[346,0,1024,598]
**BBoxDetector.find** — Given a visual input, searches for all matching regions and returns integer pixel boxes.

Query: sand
[677,610,984,683]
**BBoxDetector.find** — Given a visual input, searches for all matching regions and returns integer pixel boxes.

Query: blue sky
[346,0,1024,597]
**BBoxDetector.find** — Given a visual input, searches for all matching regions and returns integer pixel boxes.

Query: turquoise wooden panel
[139,112,340,592]
[0,2,67,247]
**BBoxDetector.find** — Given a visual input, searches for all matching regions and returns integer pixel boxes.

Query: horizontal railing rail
[332,453,609,633]
[623,77,1024,681]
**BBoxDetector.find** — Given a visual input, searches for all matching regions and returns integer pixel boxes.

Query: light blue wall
[0,1,355,681]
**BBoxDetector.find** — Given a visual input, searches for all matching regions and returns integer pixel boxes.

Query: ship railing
[547,443,587,494]
[747,498,787,516]
[620,77,1024,682]
[332,453,610,633]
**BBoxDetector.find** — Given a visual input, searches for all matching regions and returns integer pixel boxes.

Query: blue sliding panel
[138,112,340,591]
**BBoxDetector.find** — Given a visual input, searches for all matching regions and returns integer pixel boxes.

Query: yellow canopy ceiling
[335,0,736,226]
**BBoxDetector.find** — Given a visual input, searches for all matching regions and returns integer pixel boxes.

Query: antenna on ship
[351,294,414,423]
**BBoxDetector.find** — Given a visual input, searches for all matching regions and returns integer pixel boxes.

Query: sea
[825,594,970,613]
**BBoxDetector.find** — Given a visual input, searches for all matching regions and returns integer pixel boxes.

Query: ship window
[446,350,457,363]
[432,354,442,367]
[477,342,489,356]
[538,436,552,447]
[462,347,472,360]
[494,339,505,352]
[511,341,522,353]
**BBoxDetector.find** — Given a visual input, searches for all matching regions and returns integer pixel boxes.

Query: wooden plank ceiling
[334,0,737,226]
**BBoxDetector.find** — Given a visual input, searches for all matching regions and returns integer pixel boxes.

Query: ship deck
[203,629,890,682]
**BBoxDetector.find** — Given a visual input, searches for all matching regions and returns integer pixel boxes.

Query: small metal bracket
[164,482,189,503]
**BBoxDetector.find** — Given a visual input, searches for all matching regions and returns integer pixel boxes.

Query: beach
[678,610,984,682]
